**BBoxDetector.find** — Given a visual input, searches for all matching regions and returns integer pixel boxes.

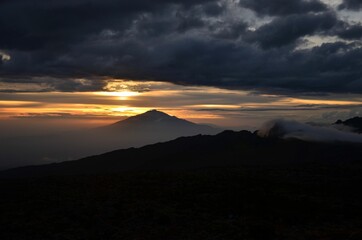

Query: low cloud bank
[258,119,362,143]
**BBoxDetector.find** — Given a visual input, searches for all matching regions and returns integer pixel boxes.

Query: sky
[1,0,362,135]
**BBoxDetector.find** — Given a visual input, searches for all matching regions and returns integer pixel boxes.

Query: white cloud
[0,51,11,61]
[258,119,362,143]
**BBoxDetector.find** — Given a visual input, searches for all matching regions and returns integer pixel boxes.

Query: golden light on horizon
[286,98,362,106]
[189,104,241,109]
[110,106,151,116]
[94,91,140,99]
[1,80,361,128]
[0,100,39,106]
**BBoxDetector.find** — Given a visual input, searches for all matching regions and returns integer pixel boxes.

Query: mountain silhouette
[2,129,361,178]
[335,116,362,133]
[0,110,220,170]
[113,109,190,125]
[100,109,217,134]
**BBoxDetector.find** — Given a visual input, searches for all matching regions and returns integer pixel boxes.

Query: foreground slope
[0,135,362,239]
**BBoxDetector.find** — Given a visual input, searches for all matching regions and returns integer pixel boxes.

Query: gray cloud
[244,12,338,49]
[338,0,362,10]
[239,0,328,16]
[334,24,362,39]
[258,119,362,143]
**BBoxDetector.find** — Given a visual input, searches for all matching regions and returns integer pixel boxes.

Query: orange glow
[189,104,241,109]
[0,100,39,106]
[286,98,362,105]
[1,80,361,127]
[110,107,151,116]
[94,91,140,99]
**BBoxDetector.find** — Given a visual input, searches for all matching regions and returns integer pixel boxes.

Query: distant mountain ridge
[335,117,362,133]
[0,110,220,170]
[101,110,216,133]
[112,110,190,125]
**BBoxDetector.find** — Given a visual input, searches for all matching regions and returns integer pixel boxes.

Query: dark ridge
[1,130,362,240]
[335,116,362,133]
[1,130,361,179]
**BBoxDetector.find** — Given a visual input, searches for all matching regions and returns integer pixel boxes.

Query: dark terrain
[336,116,362,133]
[1,130,362,239]
[1,130,361,177]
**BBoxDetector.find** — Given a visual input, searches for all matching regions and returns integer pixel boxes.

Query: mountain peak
[104,109,219,134]
[146,109,161,113]
[130,109,175,121]
[109,109,185,127]
[141,109,171,117]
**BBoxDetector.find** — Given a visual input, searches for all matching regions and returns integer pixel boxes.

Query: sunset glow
[94,91,141,99]
[0,80,361,130]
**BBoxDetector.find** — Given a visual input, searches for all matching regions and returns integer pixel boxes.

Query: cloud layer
[0,0,362,94]
[239,0,328,16]
[338,0,362,10]
[258,119,362,143]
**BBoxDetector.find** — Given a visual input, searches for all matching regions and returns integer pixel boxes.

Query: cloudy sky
[1,0,362,133]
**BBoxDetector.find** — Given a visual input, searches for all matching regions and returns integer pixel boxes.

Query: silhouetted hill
[111,109,195,126]
[100,109,217,135]
[335,116,362,133]
[1,131,362,239]
[2,130,361,178]
[1,127,362,240]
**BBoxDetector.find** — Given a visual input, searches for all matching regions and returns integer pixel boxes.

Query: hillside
[1,150,362,239]
[1,128,362,239]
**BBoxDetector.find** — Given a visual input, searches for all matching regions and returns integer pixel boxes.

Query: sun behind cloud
[94,91,140,100]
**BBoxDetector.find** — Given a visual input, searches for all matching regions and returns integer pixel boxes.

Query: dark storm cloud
[1,0,362,94]
[0,76,106,92]
[338,0,362,10]
[211,21,248,39]
[203,2,226,16]
[239,0,328,16]
[335,24,362,39]
[0,0,216,51]
[244,12,338,49]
